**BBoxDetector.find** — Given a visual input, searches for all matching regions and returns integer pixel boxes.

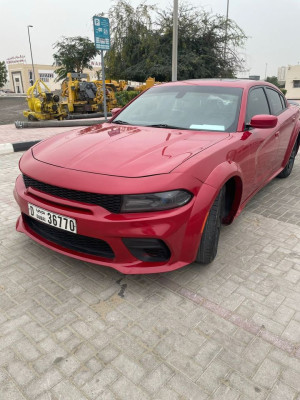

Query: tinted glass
[246,88,270,123]
[114,85,243,132]
[266,88,284,115]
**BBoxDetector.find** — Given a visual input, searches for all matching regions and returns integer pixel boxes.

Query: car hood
[32,123,229,177]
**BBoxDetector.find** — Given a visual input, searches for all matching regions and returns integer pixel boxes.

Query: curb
[0,140,40,155]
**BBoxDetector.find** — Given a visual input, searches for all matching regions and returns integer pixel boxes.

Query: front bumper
[14,171,216,274]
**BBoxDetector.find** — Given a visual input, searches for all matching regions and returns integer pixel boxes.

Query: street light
[223,0,230,61]
[172,0,178,81]
[27,25,35,83]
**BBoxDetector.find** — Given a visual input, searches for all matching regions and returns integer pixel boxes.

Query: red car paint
[14,79,300,274]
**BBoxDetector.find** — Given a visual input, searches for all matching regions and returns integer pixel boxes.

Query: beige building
[8,63,101,94]
[282,65,300,99]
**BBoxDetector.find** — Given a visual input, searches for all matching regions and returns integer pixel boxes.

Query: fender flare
[202,161,243,223]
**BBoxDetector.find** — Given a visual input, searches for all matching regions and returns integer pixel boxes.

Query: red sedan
[14,80,300,274]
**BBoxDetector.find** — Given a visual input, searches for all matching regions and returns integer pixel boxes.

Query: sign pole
[93,16,110,121]
[101,50,107,120]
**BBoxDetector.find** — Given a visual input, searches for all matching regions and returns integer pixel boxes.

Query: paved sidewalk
[0,119,106,154]
[0,152,300,400]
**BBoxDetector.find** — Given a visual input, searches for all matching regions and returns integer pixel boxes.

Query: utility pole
[223,0,230,61]
[172,0,178,81]
[27,25,35,83]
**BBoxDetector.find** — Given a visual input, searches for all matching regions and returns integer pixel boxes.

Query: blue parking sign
[93,16,110,51]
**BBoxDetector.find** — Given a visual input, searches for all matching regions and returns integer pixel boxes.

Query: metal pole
[172,0,178,81]
[223,0,230,60]
[101,50,108,120]
[27,25,35,82]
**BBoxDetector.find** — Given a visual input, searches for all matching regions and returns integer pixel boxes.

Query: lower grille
[23,214,114,259]
[122,238,171,262]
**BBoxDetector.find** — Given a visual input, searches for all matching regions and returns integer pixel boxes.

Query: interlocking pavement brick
[197,358,231,393]
[281,319,300,342]
[7,359,36,386]
[111,354,145,384]
[141,362,174,394]
[167,373,208,399]
[14,337,41,361]
[267,381,297,400]
[82,367,119,399]
[281,368,300,392]
[252,358,281,389]
[111,375,150,400]
[228,371,266,399]
[25,368,62,398]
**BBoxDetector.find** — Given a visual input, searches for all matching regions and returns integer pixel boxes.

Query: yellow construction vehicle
[61,73,102,114]
[23,79,66,121]
[93,81,118,112]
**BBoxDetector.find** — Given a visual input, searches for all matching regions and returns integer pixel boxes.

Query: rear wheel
[277,141,298,179]
[195,186,225,264]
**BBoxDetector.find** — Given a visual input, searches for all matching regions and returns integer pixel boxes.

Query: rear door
[265,87,297,167]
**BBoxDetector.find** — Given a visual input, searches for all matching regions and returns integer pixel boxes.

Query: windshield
[112,85,243,132]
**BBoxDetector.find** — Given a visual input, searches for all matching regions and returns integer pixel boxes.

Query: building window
[293,80,300,88]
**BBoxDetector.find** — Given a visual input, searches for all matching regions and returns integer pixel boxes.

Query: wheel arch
[203,161,243,225]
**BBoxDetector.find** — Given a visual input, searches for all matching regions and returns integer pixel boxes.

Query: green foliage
[115,90,139,107]
[105,0,247,81]
[53,36,98,81]
[0,61,8,88]
[265,76,281,88]
[280,88,287,95]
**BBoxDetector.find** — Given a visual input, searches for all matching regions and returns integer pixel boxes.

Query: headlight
[121,190,193,213]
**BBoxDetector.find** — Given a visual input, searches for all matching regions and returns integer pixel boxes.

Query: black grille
[23,175,122,213]
[23,214,115,259]
[122,238,171,262]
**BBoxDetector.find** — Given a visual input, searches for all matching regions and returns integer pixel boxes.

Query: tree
[0,61,8,88]
[105,0,247,81]
[53,36,98,81]
[265,76,281,88]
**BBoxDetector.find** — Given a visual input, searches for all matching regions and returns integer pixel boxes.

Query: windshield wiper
[145,123,185,129]
[113,120,131,125]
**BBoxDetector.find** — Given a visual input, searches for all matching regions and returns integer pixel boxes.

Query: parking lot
[1,151,300,399]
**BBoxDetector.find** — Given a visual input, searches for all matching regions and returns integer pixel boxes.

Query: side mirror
[250,114,278,129]
[111,107,122,117]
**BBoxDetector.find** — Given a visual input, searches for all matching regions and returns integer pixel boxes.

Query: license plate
[28,203,77,233]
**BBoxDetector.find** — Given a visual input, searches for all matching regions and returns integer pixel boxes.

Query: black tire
[277,141,298,179]
[195,186,225,264]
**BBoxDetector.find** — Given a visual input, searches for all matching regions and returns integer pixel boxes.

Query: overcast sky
[1,0,300,79]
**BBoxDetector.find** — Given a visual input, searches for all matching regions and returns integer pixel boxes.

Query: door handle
[292,117,296,121]
[275,131,280,138]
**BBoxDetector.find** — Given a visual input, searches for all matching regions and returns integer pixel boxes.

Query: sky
[1,0,300,79]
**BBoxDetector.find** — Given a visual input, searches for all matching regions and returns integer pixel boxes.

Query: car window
[113,85,243,132]
[266,88,284,115]
[246,87,270,123]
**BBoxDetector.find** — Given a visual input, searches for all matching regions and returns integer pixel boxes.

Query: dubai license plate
[28,203,77,233]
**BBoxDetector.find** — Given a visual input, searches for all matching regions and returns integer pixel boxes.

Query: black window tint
[266,88,284,115]
[246,88,270,123]
[280,94,286,109]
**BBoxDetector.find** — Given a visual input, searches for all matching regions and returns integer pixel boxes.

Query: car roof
[159,79,277,90]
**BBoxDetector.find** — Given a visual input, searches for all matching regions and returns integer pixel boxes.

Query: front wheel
[195,187,225,264]
[277,141,298,179]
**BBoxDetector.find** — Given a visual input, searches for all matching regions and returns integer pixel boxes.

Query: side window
[246,88,270,123]
[279,94,287,109]
[266,88,284,115]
